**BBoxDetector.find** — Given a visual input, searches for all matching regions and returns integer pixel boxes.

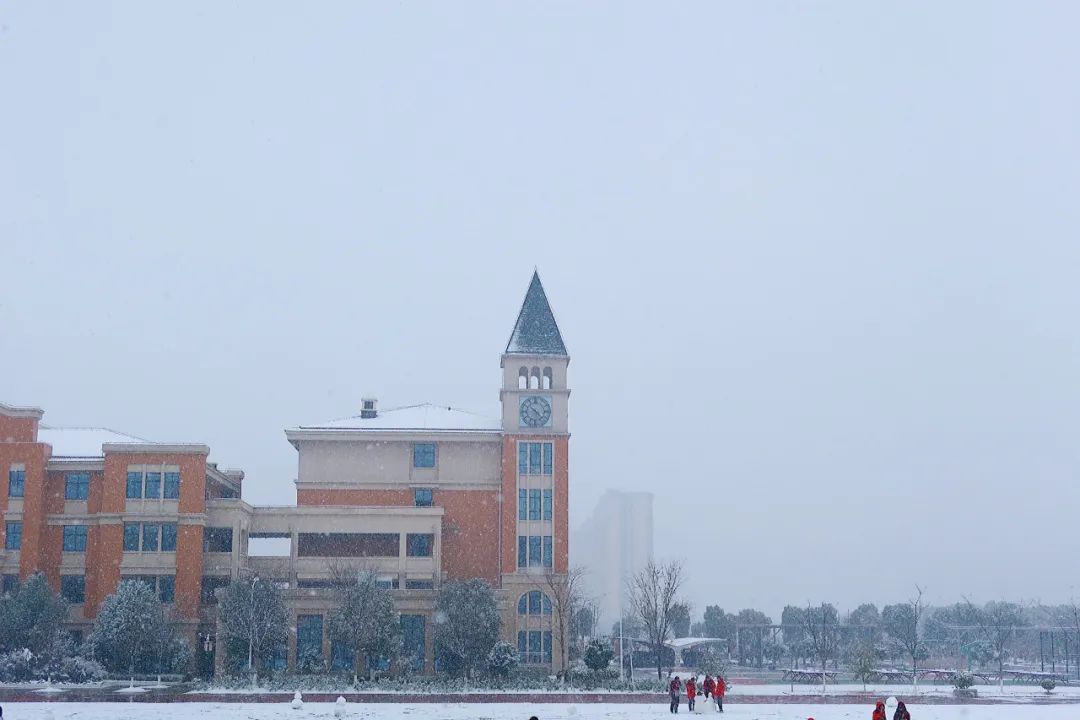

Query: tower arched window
[517,590,553,616]
[530,367,541,390]
[542,367,553,390]
[518,367,529,390]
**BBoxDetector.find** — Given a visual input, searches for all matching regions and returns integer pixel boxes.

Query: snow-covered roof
[665,637,726,650]
[505,271,568,356]
[295,403,502,433]
[39,427,151,458]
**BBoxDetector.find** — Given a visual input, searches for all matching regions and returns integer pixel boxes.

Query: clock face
[519,395,552,428]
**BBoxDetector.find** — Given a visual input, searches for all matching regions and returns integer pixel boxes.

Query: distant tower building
[573,490,654,631]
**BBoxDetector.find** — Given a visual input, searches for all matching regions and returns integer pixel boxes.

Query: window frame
[413,487,433,507]
[60,575,86,604]
[8,467,25,498]
[64,472,90,500]
[163,471,180,499]
[62,525,88,552]
[4,521,21,550]
[161,522,178,552]
[412,443,436,469]
[406,533,433,557]
[123,523,141,551]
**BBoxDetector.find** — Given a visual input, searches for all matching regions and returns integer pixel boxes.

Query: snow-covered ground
[729,683,1080,702]
[3,704,1079,720]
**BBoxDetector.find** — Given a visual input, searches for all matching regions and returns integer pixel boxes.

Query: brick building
[0,271,570,675]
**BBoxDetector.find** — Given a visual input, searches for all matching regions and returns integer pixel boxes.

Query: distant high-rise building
[573,489,653,631]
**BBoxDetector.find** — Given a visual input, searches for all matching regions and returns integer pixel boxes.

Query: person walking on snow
[714,675,726,712]
[703,673,715,700]
[686,676,697,712]
[872,700,887,720]
[893,700,911,720]
[669,675,682,713]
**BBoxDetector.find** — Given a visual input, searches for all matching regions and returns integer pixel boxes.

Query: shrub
[486,641,518,679]
[952,671,975,690]
[584,639,613,671]
[1041,679,1056,693]
[0,648,36,682]
[61,656,108,683]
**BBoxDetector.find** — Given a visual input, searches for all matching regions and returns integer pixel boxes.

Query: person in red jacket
[872,700,887,720]
[686,676,697,711]
[714,676,726,713]
[703,674,715,699]
[669,675,682,714]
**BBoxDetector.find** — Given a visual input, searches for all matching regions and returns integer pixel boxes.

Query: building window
[62,525,88,552]
[142,524,160,552]
[375,577,399,590]
[543,489,552,521]
[8,467,25,498]
[518,630,551,664]
[518,535,552,568]
[163,472,180,499]
[158,575,175,603]
[64,472,90,500]
[518,590,553,616]
[413,488,433,507]
[61,575,85,604]
[123,523,140,551]
[203,527,233,553]
[161,523,178,552]
[4,521,21,550]
[412,443,436,468]
[401,614,426,673]
[200,576,229,604]
[518,442,553,476]
[518,489,527,520]
[528,489,541,520]
[406,533,433,557]
[296,614,324,668]
[144,472,161,499]
[126,472,142,499]
[331,641,355,672]
[528,535,542,567]
[404,579,433,590]
[2,574,18,594]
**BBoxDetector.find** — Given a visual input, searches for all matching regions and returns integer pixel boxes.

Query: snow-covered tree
[218,576,288,684]
[670,602,691,639]
[849,639,878,691]
[434,578,500,679]
[882,586,926,690]
[0,572,70,670]
[88,580,172,684]
[803,602,840,693]
[328,571,400,684]
[486,640,518,679]
[583,638,613,671]
[627,559,685,679]
[967,599,1026,692]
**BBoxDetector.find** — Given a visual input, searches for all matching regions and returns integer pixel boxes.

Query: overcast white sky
[3,2,1079,620]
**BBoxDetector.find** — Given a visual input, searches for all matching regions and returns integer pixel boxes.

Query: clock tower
[499,271,570,666]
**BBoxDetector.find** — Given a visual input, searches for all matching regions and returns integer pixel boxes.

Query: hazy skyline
[3,2,1080,620]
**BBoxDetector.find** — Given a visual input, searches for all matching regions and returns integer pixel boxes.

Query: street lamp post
[248,574,259,687]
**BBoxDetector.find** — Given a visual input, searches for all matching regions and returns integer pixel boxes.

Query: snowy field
[4,704,1080,720]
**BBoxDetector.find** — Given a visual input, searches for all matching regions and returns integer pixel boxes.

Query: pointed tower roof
[505,271,568,356]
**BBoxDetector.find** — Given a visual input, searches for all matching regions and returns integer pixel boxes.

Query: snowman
[291,691,304,710]
[334,696,347,717]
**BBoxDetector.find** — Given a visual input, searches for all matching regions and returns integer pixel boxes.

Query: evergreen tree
[328,572,401,684]
[88,580,173,684]
[434,579,500,679]
[487,640,519,679]
[0,573,70,676]
[584,638,613,671]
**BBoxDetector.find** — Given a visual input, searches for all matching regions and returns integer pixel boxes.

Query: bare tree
[965,598,1025,693]
[627,559,685,679]
[803,602,840,694]
[535,566,589,677]
[882,585,926,690]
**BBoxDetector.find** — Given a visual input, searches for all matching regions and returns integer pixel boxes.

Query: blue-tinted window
[8,468,25,498]
[144,472,161,499]
[518,443,528,474]
[65,472,89,500]
[528,630,542,662]
[542,443,553,474]
[518,489,527,520]
[142,524,160,551]
[543,489,552,521]
[414,488,433,507]
[528,536,542,567]
[544,630,552,663]
[161,523,177,552]
[163,472,180,499]
[4,521,21,550]
[123,523,140,551]
[528,590,542,615]
[296,614,324,667]
[528,489,541,520]
[412,443,436,468]
[517,630,527,656]
[401,615,426,673]
[404,579,433,590]
[517,536,527,567]
[63,525,88,552]
[518,594,528,615]
[158,575,175,603]
[528,443,541,474]
[406,533,433,557]
[126,471,142,499]
[543,536,553,568]
[331,641,355,671]
[2,574,18,594]
[61,575,85,603]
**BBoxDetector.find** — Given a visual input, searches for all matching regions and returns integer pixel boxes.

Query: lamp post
[248,574,259,687]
